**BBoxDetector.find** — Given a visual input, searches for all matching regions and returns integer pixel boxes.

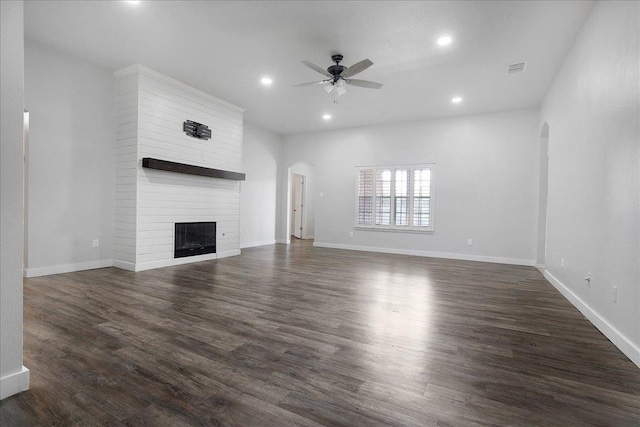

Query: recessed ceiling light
[322,114,331,120]
[437,36,453,47]
[260,77,273,85]
[451,96,463,104]
[125,0,141,4]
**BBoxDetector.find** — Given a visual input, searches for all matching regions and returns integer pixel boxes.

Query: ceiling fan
[294,54,383,103]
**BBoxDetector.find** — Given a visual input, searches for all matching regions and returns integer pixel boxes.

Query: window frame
[354,164,435,233]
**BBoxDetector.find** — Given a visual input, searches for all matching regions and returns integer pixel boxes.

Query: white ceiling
[24,1,593,135]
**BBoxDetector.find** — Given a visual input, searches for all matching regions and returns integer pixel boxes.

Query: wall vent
[506,62,527,75]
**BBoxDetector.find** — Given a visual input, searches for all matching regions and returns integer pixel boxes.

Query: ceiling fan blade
[301,61,332,77]
[341,59,373,78]
[345,79,383,89]
[292,80,328,87]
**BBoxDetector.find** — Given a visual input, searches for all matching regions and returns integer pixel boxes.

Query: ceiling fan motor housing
[327,65,346,81]
[328,54,346,82]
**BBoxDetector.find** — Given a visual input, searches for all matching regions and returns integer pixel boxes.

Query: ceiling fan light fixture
[324,83,334,93]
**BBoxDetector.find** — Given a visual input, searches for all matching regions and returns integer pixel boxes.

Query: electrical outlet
[244,229,248,235]
[467,239,473,246]
[561,257,565,268]
[92,239,99,248]
[611,286,617,303]
[349,231,354,237]
[320,192,324,198]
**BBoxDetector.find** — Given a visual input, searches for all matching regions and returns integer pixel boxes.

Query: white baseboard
[133,253,217,272]
[0,366,29,400]
[240,239,276,249]
[136,253,217,271]
[216,249,241,259]
[24,259,113,278]
[312,242,535,266]
[276,239,290,244]
[113,259,136,271]
[535,263,546,271]
[542,270,640,369]
[302,235,314,240]
[126,250,242,272]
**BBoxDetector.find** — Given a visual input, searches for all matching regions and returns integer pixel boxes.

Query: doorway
[285,162,314,244]
[23,110,29,274]
[290,173,305,240]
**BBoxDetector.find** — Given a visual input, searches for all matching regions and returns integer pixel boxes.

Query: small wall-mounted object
[183,120,212,140]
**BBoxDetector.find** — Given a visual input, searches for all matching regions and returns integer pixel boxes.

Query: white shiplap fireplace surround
[113,65,244,272]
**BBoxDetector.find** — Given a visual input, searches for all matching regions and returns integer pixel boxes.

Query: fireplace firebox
[174,222,216,258]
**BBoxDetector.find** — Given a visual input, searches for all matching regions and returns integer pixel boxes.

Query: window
[355,164,434,231]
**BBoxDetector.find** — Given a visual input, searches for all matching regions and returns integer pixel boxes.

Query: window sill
[354,226,434,234]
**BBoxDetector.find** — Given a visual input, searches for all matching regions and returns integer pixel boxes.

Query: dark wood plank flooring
[2,240,639,426]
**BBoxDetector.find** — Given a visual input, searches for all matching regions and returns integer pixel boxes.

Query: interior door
[292,174,304,239]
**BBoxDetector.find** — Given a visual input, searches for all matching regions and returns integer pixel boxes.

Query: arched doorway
[290,173,305,240]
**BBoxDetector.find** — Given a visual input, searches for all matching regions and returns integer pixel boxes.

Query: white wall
[539,1,639,366]
[1,0,29,400]
[114,65,244,271]
[281,109,540,265]
[24,40,115,277]
[240,122,282,248]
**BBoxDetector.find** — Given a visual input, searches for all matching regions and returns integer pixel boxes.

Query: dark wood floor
[2,241,639,426]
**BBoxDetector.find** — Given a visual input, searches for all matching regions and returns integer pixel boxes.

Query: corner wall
[240,122,282,248]
[1,0,29,400]
[281,108,540,265]
[24,39,115,277]
[539,1,640,366]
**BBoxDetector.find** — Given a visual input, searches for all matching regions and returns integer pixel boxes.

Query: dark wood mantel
[142,158,245,181]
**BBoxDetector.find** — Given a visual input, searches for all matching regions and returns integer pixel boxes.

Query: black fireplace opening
[174,222,216,258]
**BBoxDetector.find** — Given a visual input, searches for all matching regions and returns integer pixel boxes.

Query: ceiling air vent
[506,62,527,75]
